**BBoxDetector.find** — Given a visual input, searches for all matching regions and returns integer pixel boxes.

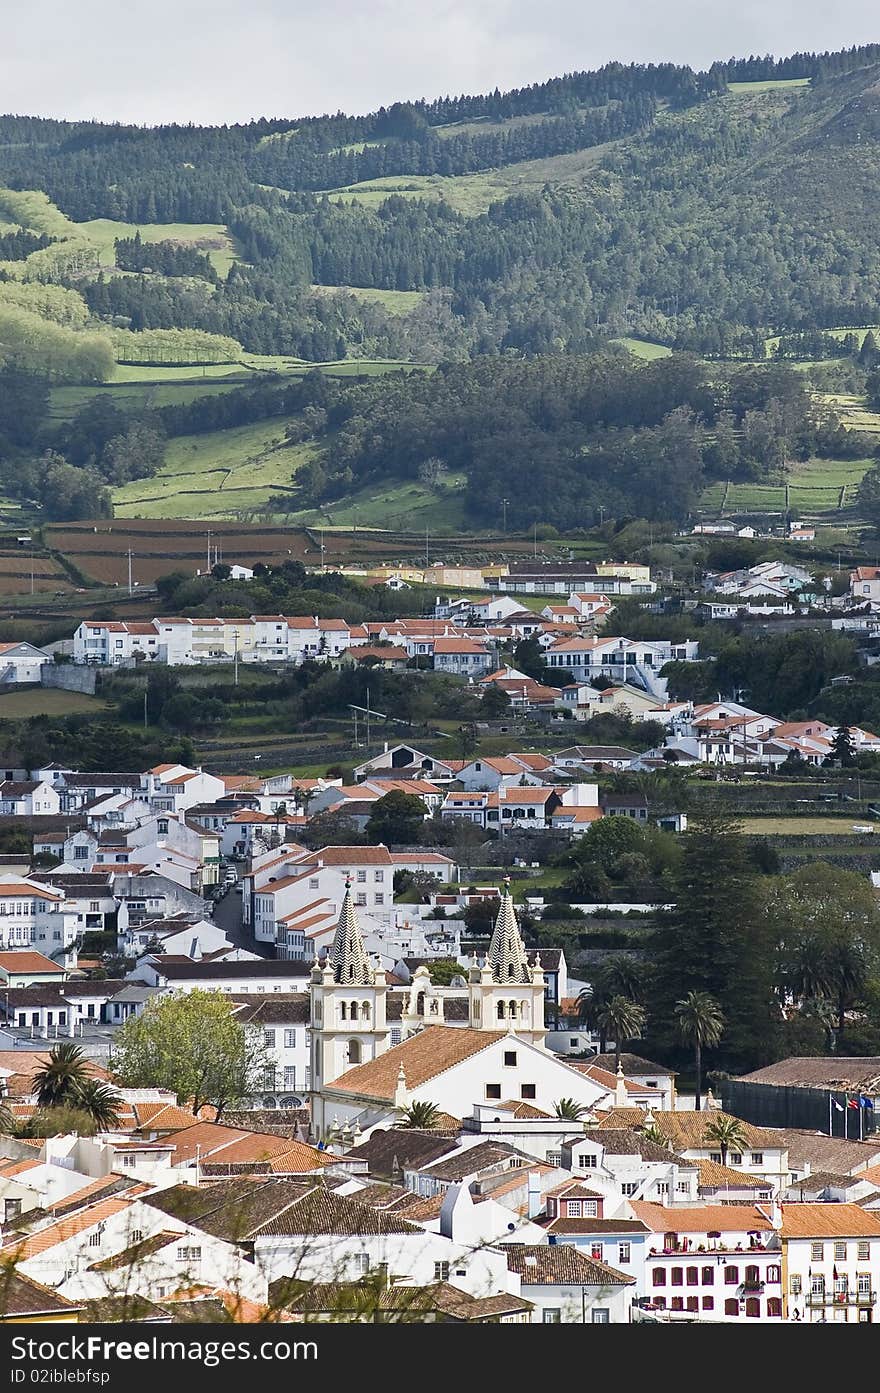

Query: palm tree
[397,1100,443,1129]
[73,1080,122,1131]
[32,1043,90,1109]
[788,937,833,1005]
[825,939,868,1037]
[0,1100,13,1135]
[596,996,646,1074]
[577,959,645,1053]
[601,956,646,1004]
[675,991,724,1112]
[553,1098,588,1120]
[640,1119,668,1149]
[576,986,607,1050]
[703,1114,749,1168]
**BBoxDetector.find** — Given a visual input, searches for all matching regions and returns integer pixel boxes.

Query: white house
[505,1242,634,1323]
[0,780,61,816]
[0,642,53,683]
[781,1203,880,1323]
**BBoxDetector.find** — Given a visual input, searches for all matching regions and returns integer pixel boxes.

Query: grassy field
[327,136,626,215]
[311,285,426,315]
[728,79,811,93]
[49,357,425,422]
[0,689,107,717]
[113,419,317,519]
[291,474,469,531]
[612,337,673,360]
[328,172,509,215]
[699,452,876,518]
[71,218,238,276]
[0,191,242,278]
[739,816,876,835]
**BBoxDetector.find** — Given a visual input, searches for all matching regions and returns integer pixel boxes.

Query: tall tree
[674,991,724,1111]
[596,996,646,1073]
[111,990,266,1118]
[831,724,856,768]
[650,812,777,1071]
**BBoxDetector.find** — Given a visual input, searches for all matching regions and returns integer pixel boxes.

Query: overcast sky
[4,1,879,125]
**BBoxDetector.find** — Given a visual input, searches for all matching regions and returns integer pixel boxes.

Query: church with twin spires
[309,878,606,1140]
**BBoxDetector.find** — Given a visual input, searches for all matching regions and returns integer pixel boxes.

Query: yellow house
[595,562,652,582]
[424,566,486,588]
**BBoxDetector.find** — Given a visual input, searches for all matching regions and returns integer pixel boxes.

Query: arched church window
[347,1039,362,1064]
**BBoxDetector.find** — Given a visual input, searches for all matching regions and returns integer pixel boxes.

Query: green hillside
[4,46,880,532]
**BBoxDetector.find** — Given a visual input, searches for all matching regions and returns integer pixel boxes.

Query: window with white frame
[284,1029,296,1047]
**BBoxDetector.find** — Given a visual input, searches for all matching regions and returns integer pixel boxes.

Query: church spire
[329,877,371,984]
[487,878,531,984]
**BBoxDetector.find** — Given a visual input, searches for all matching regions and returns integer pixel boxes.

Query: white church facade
[309,879,611,1140]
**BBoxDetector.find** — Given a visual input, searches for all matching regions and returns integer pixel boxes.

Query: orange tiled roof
[4,1198,132,1259]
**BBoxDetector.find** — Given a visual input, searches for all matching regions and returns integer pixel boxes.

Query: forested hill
[7,46,880,527]
[3,45,880,363]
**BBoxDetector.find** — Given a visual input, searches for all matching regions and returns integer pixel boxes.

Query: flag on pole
[832,1099,844,1112]
[847,1098,860,1110]
[860,1095,875,1110]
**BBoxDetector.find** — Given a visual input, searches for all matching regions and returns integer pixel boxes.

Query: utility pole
[533,522,538,558]
[365,683,371,748]
[29,552,34,596]
[127,549,133,596]
[206,530,213,575]
[143,687,148,729]
[233,628,239,687]
[320,528,325,572]
[425,525,429,570]
[502,497,509,535]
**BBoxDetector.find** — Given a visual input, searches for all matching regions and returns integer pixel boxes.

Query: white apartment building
[0,875,80,964]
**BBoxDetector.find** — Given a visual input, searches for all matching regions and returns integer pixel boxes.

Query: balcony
[806,1291,876,1307]
[737,1282,765,1297]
